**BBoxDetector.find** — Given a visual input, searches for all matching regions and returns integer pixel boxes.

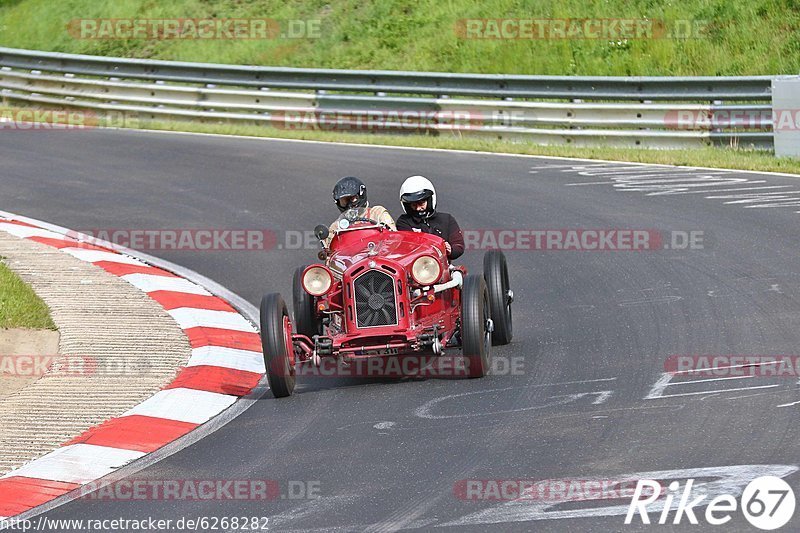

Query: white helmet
[399,175,437,219]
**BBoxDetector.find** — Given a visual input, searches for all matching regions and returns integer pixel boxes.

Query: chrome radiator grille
[354,270,397,328]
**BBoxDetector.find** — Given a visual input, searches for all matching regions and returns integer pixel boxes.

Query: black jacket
[396,211,465,260]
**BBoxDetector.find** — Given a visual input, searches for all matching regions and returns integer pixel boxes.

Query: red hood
[328,229,446,274]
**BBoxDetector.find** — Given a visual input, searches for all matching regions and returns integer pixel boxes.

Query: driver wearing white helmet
[396,175,464,260]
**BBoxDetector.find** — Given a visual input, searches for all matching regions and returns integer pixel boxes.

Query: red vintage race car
[259,208,513,397]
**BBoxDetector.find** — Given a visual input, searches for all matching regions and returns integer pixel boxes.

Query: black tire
[461,274,492,378]
[260,293,296,398]
[483,250,513,345]
[293,266,319,339]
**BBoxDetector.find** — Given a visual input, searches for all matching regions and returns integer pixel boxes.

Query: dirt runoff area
[0,328,60,399]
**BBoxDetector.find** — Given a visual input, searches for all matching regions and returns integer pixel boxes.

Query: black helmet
[333,176,368,212]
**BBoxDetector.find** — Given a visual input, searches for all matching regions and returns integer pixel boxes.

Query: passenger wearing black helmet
[396,175,464,260]
[327,176,395,244]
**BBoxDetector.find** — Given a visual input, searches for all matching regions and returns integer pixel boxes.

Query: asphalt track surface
[3,129,800,532]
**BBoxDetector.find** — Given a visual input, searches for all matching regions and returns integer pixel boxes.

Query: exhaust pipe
[433,270,463,294]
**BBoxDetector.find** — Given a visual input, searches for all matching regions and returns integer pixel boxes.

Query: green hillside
[0,0,798,75]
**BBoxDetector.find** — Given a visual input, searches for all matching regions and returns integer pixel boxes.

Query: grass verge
[0,259,57,330]
[0,0,798,76]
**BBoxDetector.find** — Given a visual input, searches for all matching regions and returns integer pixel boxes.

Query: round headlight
[411,256,441,285]
[303,266,333,296]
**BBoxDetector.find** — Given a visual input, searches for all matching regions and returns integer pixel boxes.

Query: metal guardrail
[0,46,790,150]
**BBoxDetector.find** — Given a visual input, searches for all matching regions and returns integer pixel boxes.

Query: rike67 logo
[626,475,795,530]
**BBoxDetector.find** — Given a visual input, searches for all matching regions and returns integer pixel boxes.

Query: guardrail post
[772,77,800,157]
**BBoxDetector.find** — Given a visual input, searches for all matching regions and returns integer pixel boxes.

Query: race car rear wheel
[260,293,296,398]
[293,266,320,339]
[483,250,513,345]
[461,274,492,378]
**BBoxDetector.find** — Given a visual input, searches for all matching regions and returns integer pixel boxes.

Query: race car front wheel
[260,293,296,398]
[293,266,320,339]
[461,274,492,378]
[483,250,513,345]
